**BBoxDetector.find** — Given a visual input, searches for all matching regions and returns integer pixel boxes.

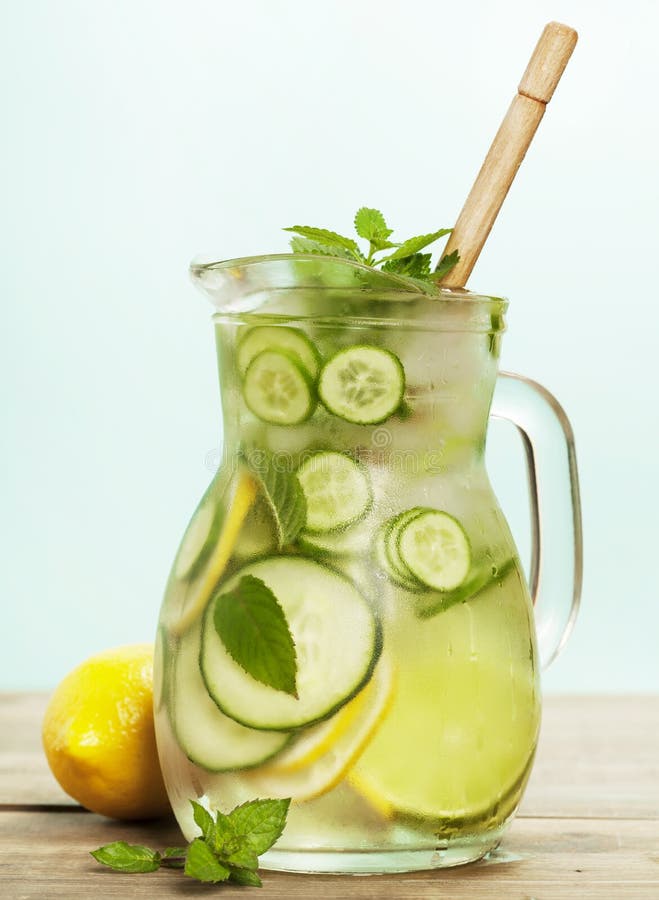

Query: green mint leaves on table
[91,842,167,873]
[91,798,290,886]
[214,574,298,697]
[284,207,459,285]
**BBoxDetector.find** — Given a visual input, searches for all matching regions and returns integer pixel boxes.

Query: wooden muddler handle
[440,22,578,288]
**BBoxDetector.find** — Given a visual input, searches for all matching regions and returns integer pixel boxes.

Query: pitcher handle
[490,372,583,669]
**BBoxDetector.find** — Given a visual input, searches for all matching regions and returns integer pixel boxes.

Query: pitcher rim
[192,253,508,330]
[192,254,507,301]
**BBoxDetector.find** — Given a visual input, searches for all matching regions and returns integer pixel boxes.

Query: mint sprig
[285,208,459,283]
[214,575,298,697]
[91,798,290,887]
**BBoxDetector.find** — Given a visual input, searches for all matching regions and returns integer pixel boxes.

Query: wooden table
[1,694,658,899]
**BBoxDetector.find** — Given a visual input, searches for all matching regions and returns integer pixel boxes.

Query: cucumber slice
[414,557,516,619]
[201,556,380,731]
[243,350,316,425]
[374,521,423,593]
[397,509,471,591]
[172,624,289,772]
[237,326,320,379]
[296,452,372,533]
[318,345,405,425]
[384,508,427,586]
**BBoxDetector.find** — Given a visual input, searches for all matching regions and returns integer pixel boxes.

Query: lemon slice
[170,469,257,635]
[350,652,538,822]
[241,654,395,802]
[266,681,373,774]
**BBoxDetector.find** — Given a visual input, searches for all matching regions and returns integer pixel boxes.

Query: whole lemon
[42,643,170,820]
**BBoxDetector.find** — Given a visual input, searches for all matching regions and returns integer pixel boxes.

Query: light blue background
[2,0,657,692]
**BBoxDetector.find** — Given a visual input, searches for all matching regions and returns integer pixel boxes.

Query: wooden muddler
[440,22,578,288]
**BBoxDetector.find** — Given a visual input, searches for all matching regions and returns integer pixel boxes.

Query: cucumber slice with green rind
[318,345,405,425]
[384,508,427,584]
[414,557,516,619]
[374,527,421,592]
[397,509,471,591]
[297,451,372,533]
[201,556,381,731]
[243,350,316,425]
[237,326,320,379]
[172,624,290,772]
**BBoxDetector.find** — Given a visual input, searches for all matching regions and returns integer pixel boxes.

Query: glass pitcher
[154,254,582,874]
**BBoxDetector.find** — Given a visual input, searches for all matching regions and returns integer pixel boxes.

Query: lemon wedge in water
[170,469,257,635]
[350,653,538,822]
[240,654,395,802]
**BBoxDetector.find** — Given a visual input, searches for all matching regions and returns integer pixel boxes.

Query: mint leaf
[383,228,452,261]
[354,207,399,262]
[230,869,263,887]
[191,799,215,843]
[90,842,161,874]
[228,798,291,855]
[289,236,355,259]
[190,800,238,857]
[283,226,363,260]
[354,207,392,242]
[246,453,306,547]
[370,236,399,252]
[184,838,230,883]
[224,846,259,871]
[212,810,237,856]
[382,252,432,278]
[432,249,460,280]
[214,576,297,696]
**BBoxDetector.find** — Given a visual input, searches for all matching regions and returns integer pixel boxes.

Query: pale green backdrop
[2,0,657,691]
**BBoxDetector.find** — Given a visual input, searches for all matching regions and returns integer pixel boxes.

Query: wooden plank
[521,695,659,819]
[0,810,657,899]
[3,693,658,818]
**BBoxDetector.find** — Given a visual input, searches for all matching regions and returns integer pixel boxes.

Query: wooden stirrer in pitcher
[440,21,578,289]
